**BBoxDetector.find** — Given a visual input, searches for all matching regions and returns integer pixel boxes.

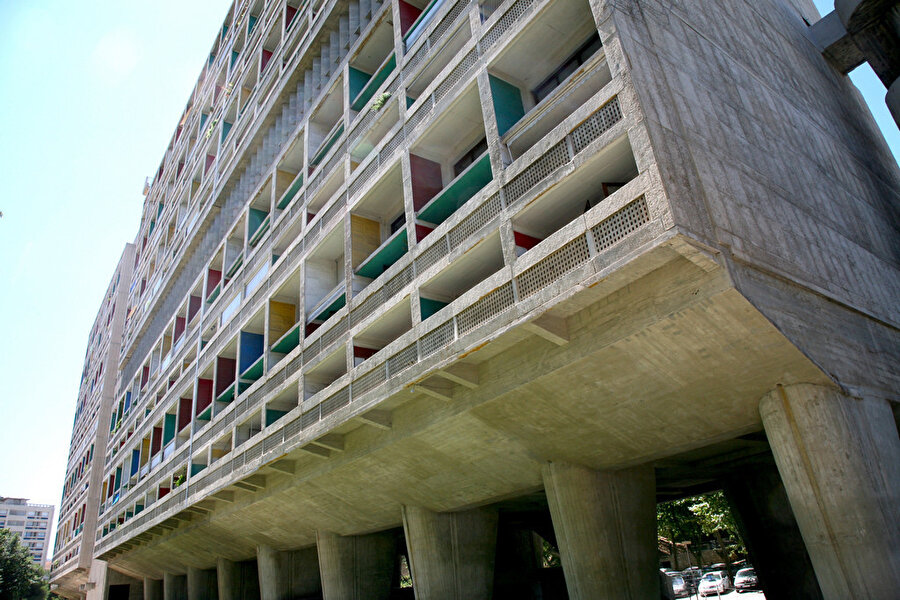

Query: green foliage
[371,92,391,111]
[0,529,48,600]
[657,491,746,567]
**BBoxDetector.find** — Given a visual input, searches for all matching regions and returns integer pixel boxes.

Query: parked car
[734,567,759,593]
[681,567,702,593]
[666,573,690,598]
[698,571,732,597]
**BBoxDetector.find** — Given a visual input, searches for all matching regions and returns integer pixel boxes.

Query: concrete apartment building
[52,246,135,596]
[51,0,898,598]
[1,497,55,565]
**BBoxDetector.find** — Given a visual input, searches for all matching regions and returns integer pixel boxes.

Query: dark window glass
[453,137,488,177]
[532,32,602,103]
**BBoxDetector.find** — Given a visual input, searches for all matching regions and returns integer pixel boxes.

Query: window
[532,33,602,103]
[453,137,488,177]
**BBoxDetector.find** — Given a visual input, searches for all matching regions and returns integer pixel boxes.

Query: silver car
[698,571,732,597]
[734,567,759,593]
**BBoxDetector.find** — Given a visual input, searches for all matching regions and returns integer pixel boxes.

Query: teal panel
[216,383,235,404]
[417,153,492,225]
[163,414,176,445]
[231,50,239,69]
[248,15,258,34]
[420,298,448,320]
[266,409,288,426]
[191,463,206,476]
[356,229,408,279]
[221,121,233,142]
[310,122,345,166]
[278,173,304,209]
[489,75,525,136]
[351,54,397,111]
[348,66,372,105]
[248,208,268,238]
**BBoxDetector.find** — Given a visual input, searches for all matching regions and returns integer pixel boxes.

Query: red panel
[285,5,298,26]
[215,357,237,396]
[140,366,150,389]
[305,322,320,336]
[206,269,222,297]
[415,224,434,242]
[354,346,378,359]
[205,154,216,173]
[158,487,170,499]
[178,397,192,431]
[151,427,162,455]
[261,49,273,72]
[398,0,423,35]
[514,231,541,250]
[410,154,443,212]
[174,316,186,342]
[196,379,213,415]
[188,295,202,321]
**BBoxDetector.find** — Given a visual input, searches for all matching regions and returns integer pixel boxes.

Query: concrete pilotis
[760,384,900,600]
[401,505,498,600]
[215,558,239,600]
[187,566,217,600]
[163,573,187,600]
[257,546,288,600]
[144,578,163,600]
[316,530,396,600]
[542,462,656,600]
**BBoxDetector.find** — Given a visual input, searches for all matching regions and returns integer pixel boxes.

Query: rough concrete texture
[601,0,900,395]
[543,462,657,600]
[144,578,163,600]
[164,572,187,600]
[402,505,498,600]
[187,566,218,600]
[257,544,321,600]
[760,383,900,599]
[316,530,396,600]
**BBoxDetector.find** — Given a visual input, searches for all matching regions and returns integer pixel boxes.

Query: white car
[698,571,732,596]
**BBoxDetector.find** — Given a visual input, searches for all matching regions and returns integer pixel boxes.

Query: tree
[0,529,48,600]
[657,498,705,569]
[688,491,746,569]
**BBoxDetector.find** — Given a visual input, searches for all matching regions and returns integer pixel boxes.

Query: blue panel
[240,332,265,373]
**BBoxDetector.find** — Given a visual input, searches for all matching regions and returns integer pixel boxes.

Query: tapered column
[317,530,396,600]
[760,383,900,600]
[216,558,240,600]
[163,572,188,600]
[257,546,289,600]
[542,462,656,600]
[144,578,163,600]
[402,506,498,600]
[187,566,217,600]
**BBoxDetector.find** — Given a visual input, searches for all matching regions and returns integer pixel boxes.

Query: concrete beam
[436,364,480,388]
[760,384,900,600]
[543,462,657,599]
[402,505,498,600]
[413,383,453,401]
[216,558,239,600]
[311,434,345,452]
[354,409,392,430]
[300,445,331,459]
[266,459,297,474]
[523,314,569,345]
[317,530,396,600]
[211,491,235,503]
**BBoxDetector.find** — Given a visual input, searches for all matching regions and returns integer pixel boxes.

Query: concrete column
[144,578,163,600]
[542,461,656,600]
[257,546,289,600]
[317,530,396,600]
[760,383,900,600]
[187,567,217,600]
[215,558,239,600]
[723,458,822,600]
[401,505,498,600]
[163,573,187,600]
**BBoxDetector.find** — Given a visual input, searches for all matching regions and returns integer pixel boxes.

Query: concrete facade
[56,0,898,598]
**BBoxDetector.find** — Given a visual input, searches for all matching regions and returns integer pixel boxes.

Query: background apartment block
[51,246,135,597]
[1,497,55,565]
[52,0,898,598]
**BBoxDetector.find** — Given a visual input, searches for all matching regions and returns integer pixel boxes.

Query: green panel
[249,214,271,246]
[241,355,265,381]
[272,322,301,354]
[200,113,209,129]
[221,121,233,143]
[216,382,235,404]
[163,414,176,445]
[266,409,288,426]
[406,96,415,108]
[356,229,408,279]
[417,153,492,225]
[191,463,206,476]
[135,504,144,514]
[231,50,239,68]
[277,173,304,209]
[489,75,525,136]
[197,405,212,421]
[311,293,346,323]
[351,54,397,111]
[420,298,449,320]
[248,14,258,34]
[248,208,268,237]
[348,66,372,104]
[206,283,221,304]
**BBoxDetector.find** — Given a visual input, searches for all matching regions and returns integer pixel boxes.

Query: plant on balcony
[371,92,391,111]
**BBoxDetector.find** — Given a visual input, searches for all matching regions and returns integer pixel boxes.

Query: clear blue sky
[0,0,895,555]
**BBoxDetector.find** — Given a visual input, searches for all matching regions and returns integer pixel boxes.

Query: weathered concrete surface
[543,462,656,600]
[164,572,187,600]
[316,530,395,600]
[187,566,217,600]
[144,578,163,600]
[257,544,321,600]
[760,383,900,599]
[402,506,498,600]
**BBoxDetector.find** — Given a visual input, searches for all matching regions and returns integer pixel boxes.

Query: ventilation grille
[516,236,591,299]
[482,0,536,50]
[353,365,387,398]
[457,282,514,335]
[387,344,418,376]
[321,316,348,349]
[421,320,454,357]
[415,235,450,274]
[571,97,622,155]
[505,140,568,207]
[591,196,650,252]
[448,193,502,249]
[434,48,478,103]
[321,386,350,417]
